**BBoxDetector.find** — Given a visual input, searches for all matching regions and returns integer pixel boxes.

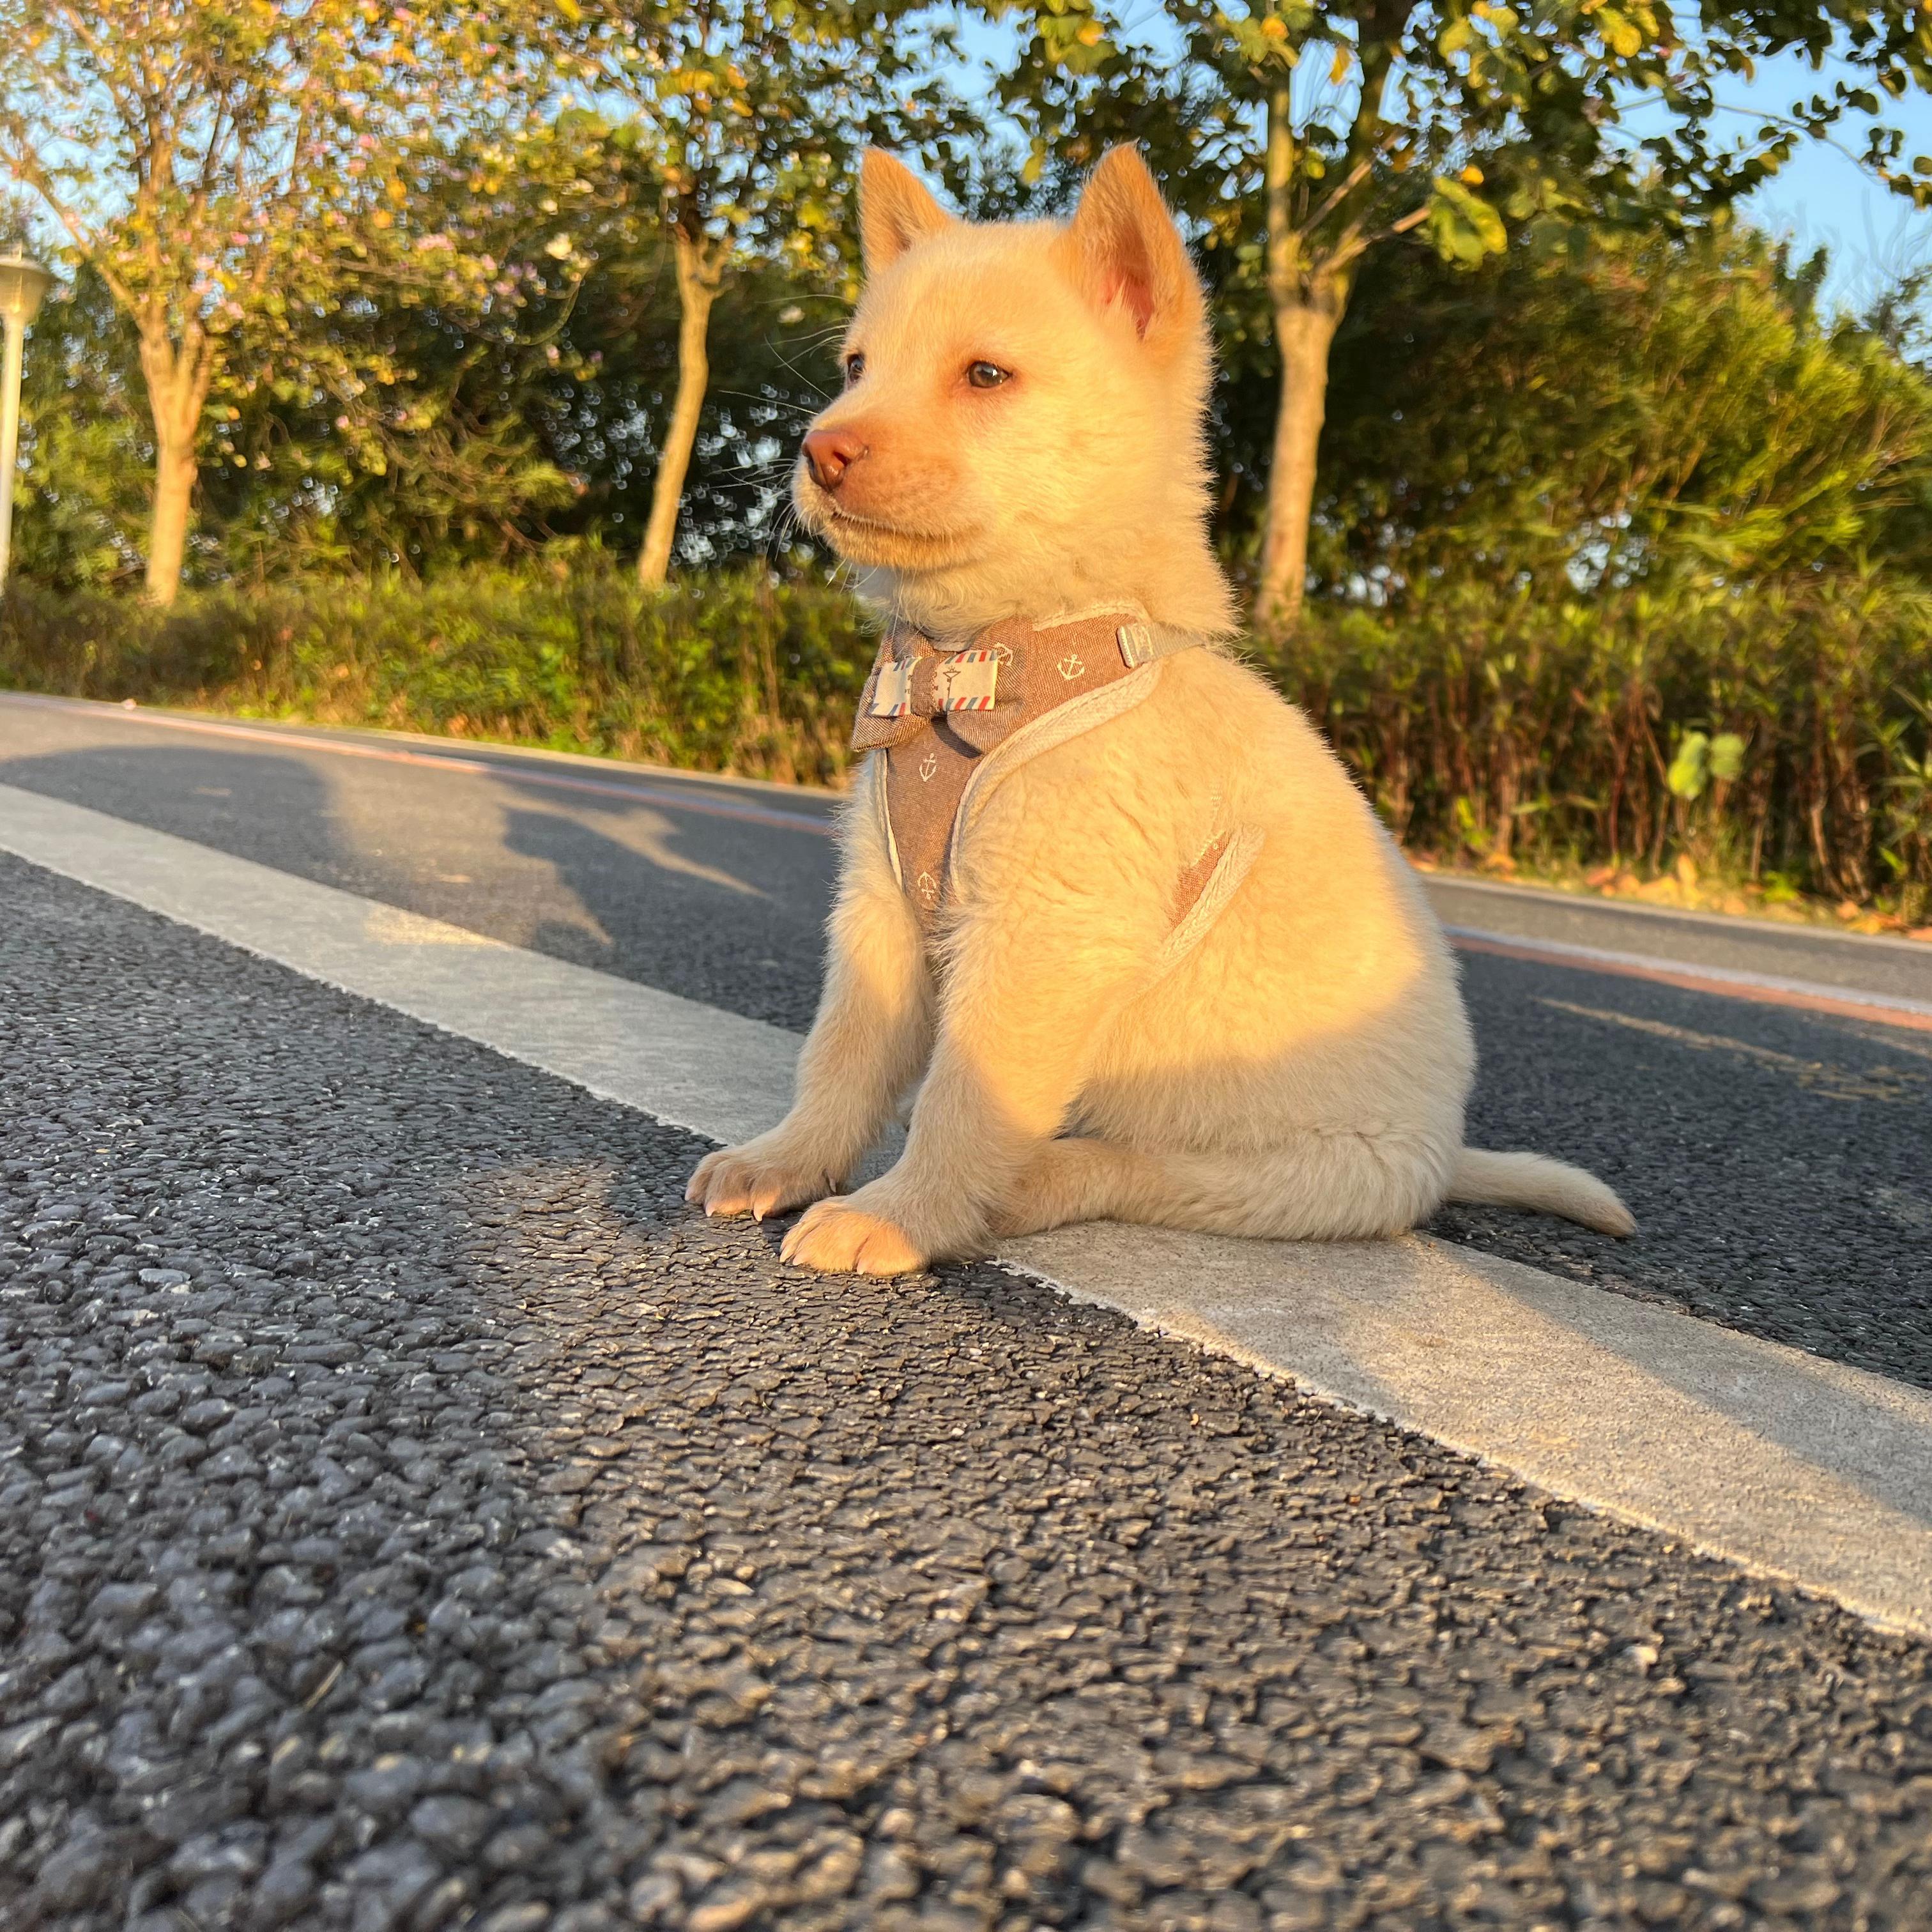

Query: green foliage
[0,0,541,363]
[991,0,1932,310]
[536,245,850,569]
[9,128,850,582]
[1269,572,1932,914]
[0,564,875,785]
[0,0,563,596]
[1424,175,1508,266]
[11,265,149,590]
[0,556,1924,916]
[1302,224,1932,599]
[1666,731,1747,802]
[507,128,860,571]
[4,560,1929,914]
[575,0,967,285]
[991,0,1932,622]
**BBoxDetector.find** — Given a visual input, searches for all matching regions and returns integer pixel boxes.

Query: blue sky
[1719,49,1932,316]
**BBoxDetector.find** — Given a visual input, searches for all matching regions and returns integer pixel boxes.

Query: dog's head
[793,147,1234,636]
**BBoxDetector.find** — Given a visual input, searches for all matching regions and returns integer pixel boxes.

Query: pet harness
[850,604,1262,962]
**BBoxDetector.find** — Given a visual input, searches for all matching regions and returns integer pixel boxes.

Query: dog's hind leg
[991,1131,1455,1243]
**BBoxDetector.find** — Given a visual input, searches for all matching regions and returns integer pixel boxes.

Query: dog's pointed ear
[859,151,953,275]
[1061,146,1203,353]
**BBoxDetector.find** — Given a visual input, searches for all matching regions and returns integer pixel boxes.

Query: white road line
[1432,866,1932,960]
[4,778,1931,1641]
[0,781,800,1150]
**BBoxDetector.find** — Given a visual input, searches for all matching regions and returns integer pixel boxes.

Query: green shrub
[0,562,876,787]
[1279,574,1932,922]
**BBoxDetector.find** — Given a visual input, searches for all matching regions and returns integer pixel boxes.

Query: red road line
[5,696,839,838]
[1448,929,1932,1034]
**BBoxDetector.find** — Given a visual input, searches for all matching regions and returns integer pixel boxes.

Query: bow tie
[868,643,1004,720]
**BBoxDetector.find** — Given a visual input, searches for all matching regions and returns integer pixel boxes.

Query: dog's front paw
[686,1140,838,1222]
[780,1197,928,1276]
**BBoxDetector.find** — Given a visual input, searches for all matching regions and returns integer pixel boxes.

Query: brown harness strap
[850,605,1224,942]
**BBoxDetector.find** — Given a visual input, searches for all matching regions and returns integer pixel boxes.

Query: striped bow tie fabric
[868,645,1002,719]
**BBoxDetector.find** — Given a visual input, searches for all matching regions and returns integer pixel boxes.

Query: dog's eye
[843,353,865,387]
[966,360,1011,389]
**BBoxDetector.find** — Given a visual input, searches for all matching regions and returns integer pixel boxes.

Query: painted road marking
[5,779,1931,1638]
[0,781,799,1149]
[10,693,1929,1034]
[1447,927,1932,1034]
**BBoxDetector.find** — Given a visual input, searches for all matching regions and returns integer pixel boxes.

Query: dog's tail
[1447,1148,1636,1238]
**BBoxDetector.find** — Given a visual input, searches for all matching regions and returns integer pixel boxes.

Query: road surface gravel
[4,854,1931,1930]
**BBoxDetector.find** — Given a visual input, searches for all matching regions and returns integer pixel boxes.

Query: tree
[1313,226,1932,601]
[1,124,863,588]
[530,217,857,567]
[574,0,967,586]
[8,263,152,590]
[990,0,1932,631]
[0,1,519,603]
[197,114,608,580]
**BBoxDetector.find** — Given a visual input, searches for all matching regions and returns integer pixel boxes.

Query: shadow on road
[0,736,835,1027]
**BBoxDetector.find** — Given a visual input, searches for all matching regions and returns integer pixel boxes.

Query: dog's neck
[857,530,1238,647]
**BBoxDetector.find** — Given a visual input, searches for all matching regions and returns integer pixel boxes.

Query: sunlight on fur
[686,145,1635,1274]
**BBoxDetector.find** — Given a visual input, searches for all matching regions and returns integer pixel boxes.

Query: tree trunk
[637,231,723,588]
[135,321,210,608]
[1256,296,1344,635]
[1254,85,1351,638]
[146,436,197,606]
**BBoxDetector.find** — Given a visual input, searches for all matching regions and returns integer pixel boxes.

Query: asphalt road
[6,854,1932,1932]
[1423,874,1932,1004]
[3,696,1929,1397]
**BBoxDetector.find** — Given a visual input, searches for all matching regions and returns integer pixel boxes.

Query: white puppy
[687,146,1634,1274]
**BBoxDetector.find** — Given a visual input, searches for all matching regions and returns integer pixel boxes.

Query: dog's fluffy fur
[686,146,1634,1273]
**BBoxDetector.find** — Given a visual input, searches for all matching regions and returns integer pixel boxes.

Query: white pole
[0,312,22,591]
